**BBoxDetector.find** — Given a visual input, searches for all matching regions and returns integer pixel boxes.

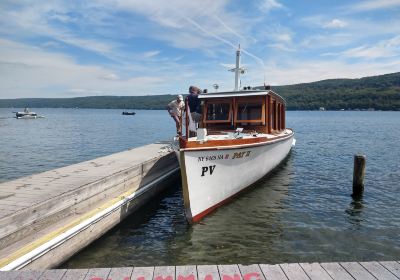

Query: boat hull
[178,133,294,223]
[16,115,37,119]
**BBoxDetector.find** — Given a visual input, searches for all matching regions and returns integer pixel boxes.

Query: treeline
[274,72,400,110]
[1,72,399,110]
[0,95,176,110]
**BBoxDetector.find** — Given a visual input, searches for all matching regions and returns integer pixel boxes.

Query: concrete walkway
[1,261,399,280]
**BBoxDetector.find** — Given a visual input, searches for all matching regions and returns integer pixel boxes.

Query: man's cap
[177,94,183,100]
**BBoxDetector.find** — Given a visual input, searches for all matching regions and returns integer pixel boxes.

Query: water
[1,109,399,266]
[0,108,174,182]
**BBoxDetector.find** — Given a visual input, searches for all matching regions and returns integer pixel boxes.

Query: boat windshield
[237,102,262,121]
[206,102,231,121]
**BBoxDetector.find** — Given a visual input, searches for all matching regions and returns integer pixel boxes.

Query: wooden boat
[174,47,295,223]
[122,111,136,115]
[15,108,38,119]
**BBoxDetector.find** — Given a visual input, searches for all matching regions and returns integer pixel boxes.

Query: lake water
[0,108,399,267]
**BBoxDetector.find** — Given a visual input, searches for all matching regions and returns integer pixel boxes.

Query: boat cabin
[181,89,286,140]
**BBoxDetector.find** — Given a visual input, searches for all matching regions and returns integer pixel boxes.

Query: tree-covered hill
[0,95,176,110]
[1,72,399,110]
[274,72,400,110]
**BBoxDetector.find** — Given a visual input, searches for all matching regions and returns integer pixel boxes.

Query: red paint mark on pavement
[88,276,130,280]
[155,276,173,280]
[222,274,241,280]
[178,275,195,280]
[243,272,261,280]
[204,274,213,280]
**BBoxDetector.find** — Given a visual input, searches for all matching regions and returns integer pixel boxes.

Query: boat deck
[186,129,293,142]
[1,261,399,280]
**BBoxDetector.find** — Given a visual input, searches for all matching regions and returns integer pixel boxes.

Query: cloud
[0,39,171,98]
[110,0,257,52]
[255,24,295,52]
[342,35,400,59]
[324,19,347,28]
[67,88,105,95]
[0,2,118,60]
[1,0,400,99]
[143,51,160,58]
[41,41,63,48]
[299,15,400,50]
[248,58,400,86]
[259,0,284,13]
[102,73,120,80]
[350,0,400,11]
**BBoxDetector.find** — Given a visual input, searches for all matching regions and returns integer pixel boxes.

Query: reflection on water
[63,155,298,267]
[345,198,365,230]
[1,109,399,267]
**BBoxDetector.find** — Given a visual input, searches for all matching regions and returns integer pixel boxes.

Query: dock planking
[0,143,179,269]
[0,143,175,222]
[1,261,399,280]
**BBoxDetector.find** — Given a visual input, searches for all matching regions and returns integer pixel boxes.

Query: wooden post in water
[353,154,366,196]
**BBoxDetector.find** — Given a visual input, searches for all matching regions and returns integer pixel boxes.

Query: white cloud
[276,33,292,43]
[324,19,347,28]
[1,0,399,99]
[0,2,118,60]
[342,35,400,59]
[350,0,400,11]
[267,43,296,52]
[143,51,160,58]
[300,15,400,50]
[102,73,120,80]
[0,39,171,98]
[110,0,255,51]
[248,58,400,86]
[259,0,284,13]
[68,88,105,95]
[41,41,62,48]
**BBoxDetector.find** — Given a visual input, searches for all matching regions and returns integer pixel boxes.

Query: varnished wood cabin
[181,88,286,142]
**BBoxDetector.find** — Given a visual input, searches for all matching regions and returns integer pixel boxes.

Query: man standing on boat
[186,86,202,136]
[187,85,202,120]
[167,95,185,135]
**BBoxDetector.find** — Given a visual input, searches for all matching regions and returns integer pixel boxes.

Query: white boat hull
[16,115,37,119]
[178,132,295,222]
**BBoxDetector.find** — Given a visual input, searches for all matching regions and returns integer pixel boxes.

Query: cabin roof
[198,90,270,99]
[198,89,286,104]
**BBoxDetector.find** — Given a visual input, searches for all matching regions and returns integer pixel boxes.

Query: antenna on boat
[229,45,246,91]
[213,84,219,92]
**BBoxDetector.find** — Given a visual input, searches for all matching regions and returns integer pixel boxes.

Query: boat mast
[230,45,245,91]
[234,45,241,91]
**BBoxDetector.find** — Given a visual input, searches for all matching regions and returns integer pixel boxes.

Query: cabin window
[236,102,263,121]
[278,103,281,130]
[205,101,232,122]
[271,100,276,130]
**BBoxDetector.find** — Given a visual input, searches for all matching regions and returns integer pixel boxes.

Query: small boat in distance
[174,46,295,223]
[122,111,136,115]
[14,108,40,119]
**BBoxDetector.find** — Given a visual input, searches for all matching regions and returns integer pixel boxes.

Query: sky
[0,0,399,98]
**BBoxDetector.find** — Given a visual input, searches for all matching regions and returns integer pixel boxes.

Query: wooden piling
[353,154,366,197]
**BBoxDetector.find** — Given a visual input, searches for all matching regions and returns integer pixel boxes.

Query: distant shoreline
[1,71,399,111]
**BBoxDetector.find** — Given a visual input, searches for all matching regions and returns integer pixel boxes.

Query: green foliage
[0,95,180,110]
[274,72,400,110]
[1,72,399,110]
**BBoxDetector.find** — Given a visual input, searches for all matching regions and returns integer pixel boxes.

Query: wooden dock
[0,262,399,280]
[0,142,179,270]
